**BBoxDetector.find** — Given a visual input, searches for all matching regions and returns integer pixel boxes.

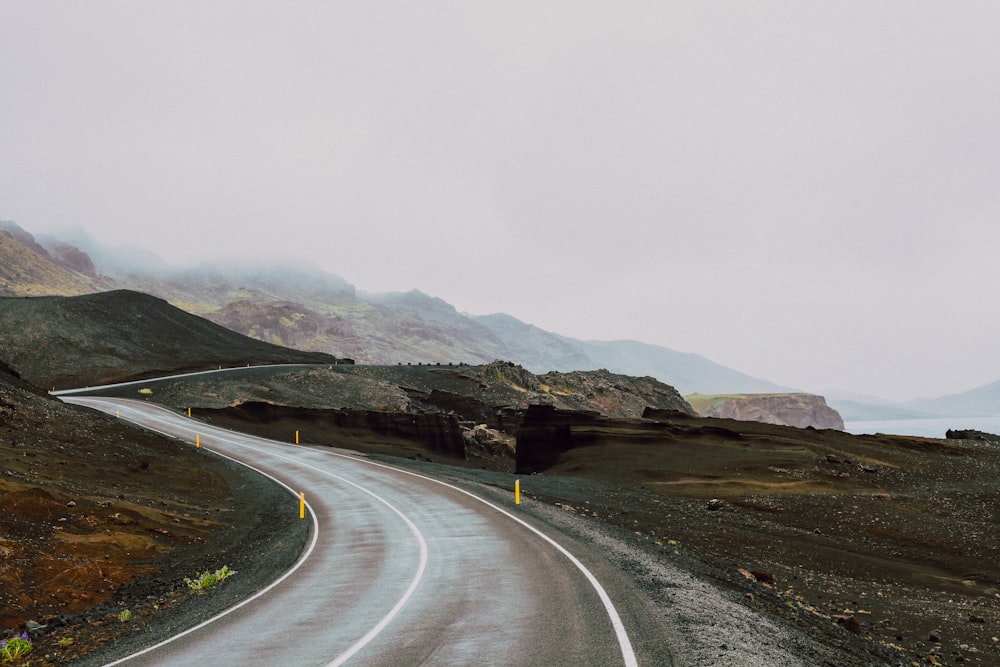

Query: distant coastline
[845,416,1000,439]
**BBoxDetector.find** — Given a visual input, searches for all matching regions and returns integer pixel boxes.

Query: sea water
[844,416,1000,439]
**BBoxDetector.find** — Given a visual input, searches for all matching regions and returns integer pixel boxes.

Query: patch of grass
[118,609,131,622]
[0,632,33,662]
[184,565,236,594]
[138,388,153,396]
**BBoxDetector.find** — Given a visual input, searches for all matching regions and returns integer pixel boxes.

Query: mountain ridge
[3,220,989,416]
[902,380,1000,418]
[1,221,790,395]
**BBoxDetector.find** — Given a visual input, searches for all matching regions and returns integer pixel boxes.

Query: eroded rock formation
[685,393,844,430]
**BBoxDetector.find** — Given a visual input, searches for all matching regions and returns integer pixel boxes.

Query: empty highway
[62,396,652,666]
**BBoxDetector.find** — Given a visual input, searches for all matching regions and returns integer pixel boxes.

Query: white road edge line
[202,429,430,667]
[95,443,321,665]
[67,394,637,667]
[66,398,429,667]
[314,449,640,667]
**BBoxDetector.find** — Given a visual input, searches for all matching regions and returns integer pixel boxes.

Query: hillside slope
[0,290,343,388]
[0,225,105,296]
[555,336,792,395]
[0,221,814,394]
[904,380,1000,417]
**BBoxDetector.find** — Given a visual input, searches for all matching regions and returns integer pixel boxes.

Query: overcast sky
[2,2,999,401]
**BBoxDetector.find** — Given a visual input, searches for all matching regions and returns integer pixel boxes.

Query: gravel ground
[366,456,906,667]
[52,449,896,667]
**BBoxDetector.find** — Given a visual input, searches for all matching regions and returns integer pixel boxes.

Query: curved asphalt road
[62,396,643,666]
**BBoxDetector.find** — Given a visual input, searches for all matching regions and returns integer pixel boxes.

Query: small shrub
[138,388,153,396]
[184,565,236,594]
[57,637,73,647]
[118,609,131,622]
[0,632,33,661]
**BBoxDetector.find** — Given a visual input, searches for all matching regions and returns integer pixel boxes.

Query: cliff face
[685,393,844,430]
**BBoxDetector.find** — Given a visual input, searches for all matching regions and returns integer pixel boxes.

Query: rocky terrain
[69,360,694,472]
[686,392,845,430]
[50,359,1000,666]
[0,361,308,664]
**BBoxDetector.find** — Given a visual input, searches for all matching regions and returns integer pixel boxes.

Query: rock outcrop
[333,361,694,433]
[945,429,1000,443]
[202,402,468,458]
[537,367,695,417]
[685,393,844,430]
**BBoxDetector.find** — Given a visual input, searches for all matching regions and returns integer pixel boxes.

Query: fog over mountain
[4,4,1000,401]
[5,219,1000,419]
[1,221,787,396]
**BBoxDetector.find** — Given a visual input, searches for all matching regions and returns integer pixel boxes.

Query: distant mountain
[903,381,1000,417]
[471,313,600,372]
[0,221,107,296]
[824,383,1000,421]
[562,338,793,396]
[470,315,789,395]
[828,399,939,422]
[0,220,828,395]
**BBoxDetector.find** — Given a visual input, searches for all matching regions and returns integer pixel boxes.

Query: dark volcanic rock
[330,361,693,433]
[946,429,1000,443]
[201,402,467,458]
[515,405,581,473]
[538,367,694,416]
[515,404,675,474]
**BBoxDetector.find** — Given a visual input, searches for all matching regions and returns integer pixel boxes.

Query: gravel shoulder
[371,455,907,667]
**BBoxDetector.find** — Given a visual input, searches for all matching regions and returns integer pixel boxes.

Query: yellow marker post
[116,410,120,418]
[515,479,521,505]
[196,434,200,449]
[187,407,191,417]
[295,430,300,445]
[299,493,305,519]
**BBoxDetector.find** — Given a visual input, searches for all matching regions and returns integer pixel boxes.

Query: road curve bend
[64,396,640,667]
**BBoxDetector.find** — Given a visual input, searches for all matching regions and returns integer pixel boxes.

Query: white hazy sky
[2,2,999,402]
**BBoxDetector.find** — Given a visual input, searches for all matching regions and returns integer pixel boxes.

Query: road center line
[64,398,428,667]
[67,395,636,667]
[311,448,640,667]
